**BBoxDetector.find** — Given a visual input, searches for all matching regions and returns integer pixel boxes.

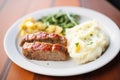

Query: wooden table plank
[0,59,11,80]
[6,63,34,80]
[0,0,33,79]
[0,0,9,74]
[26,0,52,13]
[54,0,80,6]
[0,0,7,11]
[80,0,120,27]
[0,0,30,74]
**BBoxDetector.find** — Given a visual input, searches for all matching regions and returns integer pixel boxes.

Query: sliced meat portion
[20,32,67,47]
[22,42,68,61]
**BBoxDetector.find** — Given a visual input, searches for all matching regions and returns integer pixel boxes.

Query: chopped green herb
[88,41,93,45]
[90,41,93,44]
[75,42,79,47]
[97,34,99,37]
[47,63,49,65]
[90,33,93,36]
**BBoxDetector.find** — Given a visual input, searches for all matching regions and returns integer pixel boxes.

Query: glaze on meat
[20,32,69,61]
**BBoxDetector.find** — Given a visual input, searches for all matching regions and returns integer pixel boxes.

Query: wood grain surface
[0,0,120,80]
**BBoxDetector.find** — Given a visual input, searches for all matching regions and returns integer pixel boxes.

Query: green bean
[38,11,80,35]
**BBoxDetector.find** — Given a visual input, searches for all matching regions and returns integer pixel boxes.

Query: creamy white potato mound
[66,20,109,64]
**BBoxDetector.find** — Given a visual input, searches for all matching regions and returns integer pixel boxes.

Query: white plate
[4,7,120,76]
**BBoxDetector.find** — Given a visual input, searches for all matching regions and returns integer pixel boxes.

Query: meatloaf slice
[22,42,68,61]
[20,32,67,47]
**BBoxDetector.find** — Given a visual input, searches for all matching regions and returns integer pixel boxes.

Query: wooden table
[0,0,120,80]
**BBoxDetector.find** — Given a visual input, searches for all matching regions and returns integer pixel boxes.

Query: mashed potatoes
[66,20,109,64]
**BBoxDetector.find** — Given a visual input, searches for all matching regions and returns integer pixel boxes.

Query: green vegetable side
[38,11,80,35]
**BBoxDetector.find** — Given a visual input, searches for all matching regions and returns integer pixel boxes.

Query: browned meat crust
[20,32,67,47]
[20,32,69,61]
[22,42,68,61]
